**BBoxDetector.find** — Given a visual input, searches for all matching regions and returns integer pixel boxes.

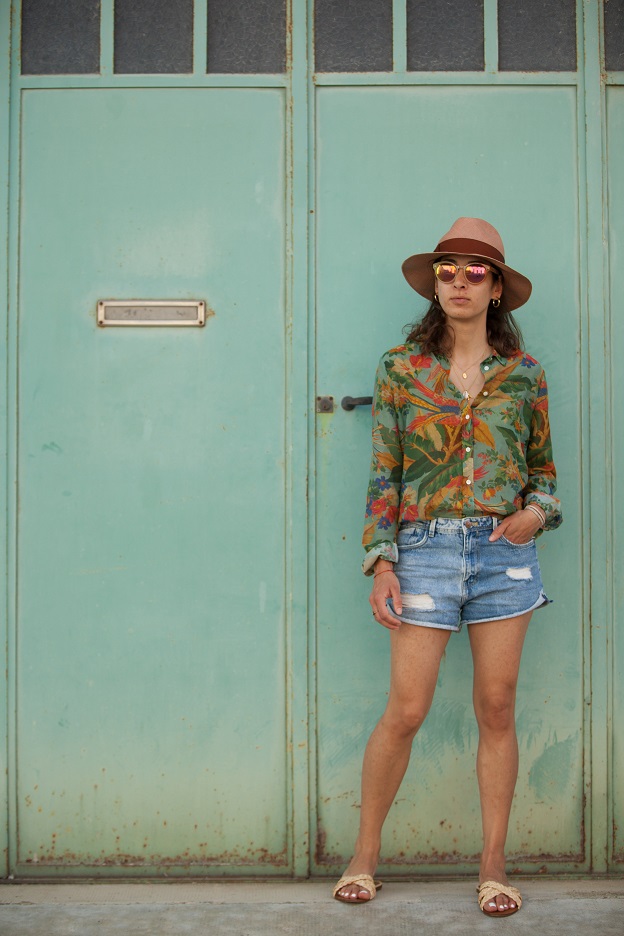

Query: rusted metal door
[311,0,615,878]
[313,86,585,875]
[2,0,294,877]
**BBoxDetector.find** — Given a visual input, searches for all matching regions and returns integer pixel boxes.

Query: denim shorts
[386,517,550,632]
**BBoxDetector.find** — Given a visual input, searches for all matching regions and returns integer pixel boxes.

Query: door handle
[341,395,373,411]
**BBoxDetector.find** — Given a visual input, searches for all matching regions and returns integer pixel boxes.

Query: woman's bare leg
[468,611,531,913]
[337,622,451,900]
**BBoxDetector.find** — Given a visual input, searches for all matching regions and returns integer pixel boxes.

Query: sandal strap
[333,874,380,899]
[477,880,522,909]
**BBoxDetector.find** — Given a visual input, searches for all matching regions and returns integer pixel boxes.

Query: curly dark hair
[404,273,524,358]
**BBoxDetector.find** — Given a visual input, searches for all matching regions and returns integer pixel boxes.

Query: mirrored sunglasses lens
[464,264,488,284]
[435,263,457,283]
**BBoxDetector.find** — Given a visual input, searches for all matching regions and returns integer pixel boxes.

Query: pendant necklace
[451,367,483,401]
[449,347,492,401]
[450,347,491,379]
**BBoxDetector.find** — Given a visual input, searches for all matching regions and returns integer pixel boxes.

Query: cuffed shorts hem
[384,606,462,632]
[463,590,552,626]
[385,589,550,632]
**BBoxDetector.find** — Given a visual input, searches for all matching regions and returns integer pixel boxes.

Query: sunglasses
[433,261,497,285]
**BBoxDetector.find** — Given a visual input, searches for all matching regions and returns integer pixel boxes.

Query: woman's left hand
[489,508,543,544]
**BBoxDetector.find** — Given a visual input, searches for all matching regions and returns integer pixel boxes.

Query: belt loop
[493,517,498,529]
[429,519,436,535]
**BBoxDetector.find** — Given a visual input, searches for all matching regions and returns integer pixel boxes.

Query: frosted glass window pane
[21,0,100,75]
[115,0,193,74]
[407,0,483,71]
[207,0,286,73]
[498,0,576,71]
[604,0,624,71]
[315,0,392,72]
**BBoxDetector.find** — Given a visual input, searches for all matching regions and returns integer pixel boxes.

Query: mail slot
[97,300,206,326]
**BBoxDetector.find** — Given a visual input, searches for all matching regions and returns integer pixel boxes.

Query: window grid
[17,1,589,81]
[314,0,579,75]
[20,0,287,78]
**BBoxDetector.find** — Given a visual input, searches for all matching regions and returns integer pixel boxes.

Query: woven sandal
[333,874,382,904]
[477,880,522,917]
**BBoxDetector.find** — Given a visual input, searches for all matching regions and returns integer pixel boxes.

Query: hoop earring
[492,298,501,308]
[434,293,439,304]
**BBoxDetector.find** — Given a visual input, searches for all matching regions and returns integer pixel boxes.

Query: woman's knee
[383,700,430,738]
[474,690,516,733]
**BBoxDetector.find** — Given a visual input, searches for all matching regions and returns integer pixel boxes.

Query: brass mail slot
[97,300,206,326]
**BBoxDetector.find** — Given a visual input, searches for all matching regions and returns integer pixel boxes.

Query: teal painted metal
[0,0,12,880]
[100,0,114,77]
[606,85,624,867]
[575,0,598,873]
[287,0,313,880]
[313,83,586,875]
[483,0,499,73]
[581,0,612,874]
[13,86,289,875]
[1,0,622,879]
[192,0,208,76]
[391,0,407,73]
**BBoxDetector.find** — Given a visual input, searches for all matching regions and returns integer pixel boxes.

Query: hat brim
[402,250,532,314]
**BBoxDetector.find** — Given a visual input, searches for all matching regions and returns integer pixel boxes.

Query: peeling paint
[24,843,289,868]
[529,735,576,801]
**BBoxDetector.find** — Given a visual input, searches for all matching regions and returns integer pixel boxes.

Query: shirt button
[484,365,489,371]
[465,413,470,420]
[465,447,471,453]
[483,391,488,396]
[466,479,472,485]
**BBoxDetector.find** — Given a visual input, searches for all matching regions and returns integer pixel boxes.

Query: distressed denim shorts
[386,517,550,632]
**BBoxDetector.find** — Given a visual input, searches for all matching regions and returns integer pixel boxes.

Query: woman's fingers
[371,574,402,630]
[489,510,541,543]
[389,576,402,615]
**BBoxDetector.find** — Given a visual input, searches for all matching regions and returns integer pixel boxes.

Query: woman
[333,218,562,917]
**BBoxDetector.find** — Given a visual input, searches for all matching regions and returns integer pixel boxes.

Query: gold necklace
[451,365,484,401]
[449,347,492,401]
[450,347,492,379]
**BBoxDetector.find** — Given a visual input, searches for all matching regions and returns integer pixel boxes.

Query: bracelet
[524,503,546,527]
[374,569,395,578]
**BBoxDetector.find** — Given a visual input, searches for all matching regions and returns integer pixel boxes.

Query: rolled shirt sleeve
[522,368,562,531]
[362,355,403,575]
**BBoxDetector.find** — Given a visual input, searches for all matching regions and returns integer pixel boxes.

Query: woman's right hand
[369,561,403,631]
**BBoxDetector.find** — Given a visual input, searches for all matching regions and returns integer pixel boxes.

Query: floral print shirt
[363,343,562,574]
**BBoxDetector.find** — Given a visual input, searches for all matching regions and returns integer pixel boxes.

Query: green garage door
[0,0,621,878]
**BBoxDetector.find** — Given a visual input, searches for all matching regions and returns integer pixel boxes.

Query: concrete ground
[1,878,623,936]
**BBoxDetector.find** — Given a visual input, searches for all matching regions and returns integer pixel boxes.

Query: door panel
[314,86,585,872]
[17,88,288,872]
[608,85,624,867]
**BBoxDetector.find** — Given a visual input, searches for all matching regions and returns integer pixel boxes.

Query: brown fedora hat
[402,217,532,314]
